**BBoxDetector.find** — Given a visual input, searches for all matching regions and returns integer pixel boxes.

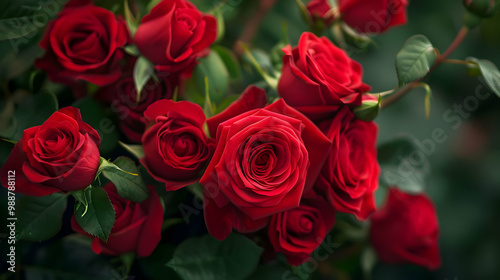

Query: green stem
[381,26,469,108]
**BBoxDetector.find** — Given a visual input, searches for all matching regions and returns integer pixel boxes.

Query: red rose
[339,0,409,34]
[35,1,129,86]
[134,0,217,76]
[268,192,335,266]
[306,0,335,26]
[71,183,163,257]
[370,188,441,270]
[200,87,331,240]
[140,100,214,190]
[1,107,101,196]
[278,32,370,122]
[97,60,177,142]
[315,107,379,220]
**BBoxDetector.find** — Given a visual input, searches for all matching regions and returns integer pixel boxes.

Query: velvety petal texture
[1,107,101,195]
[339,0,409,34]
[35,1,130,87]
[141,100,215,190]
[370,188,441,270]
[71,183,163,257]
[278,32,371,122]
[200,93,331,241]
[134,0,217,77]
[315,107,379,220]
[268,192,336,266]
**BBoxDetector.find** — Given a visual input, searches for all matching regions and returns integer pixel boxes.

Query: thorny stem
[381,26,470,109]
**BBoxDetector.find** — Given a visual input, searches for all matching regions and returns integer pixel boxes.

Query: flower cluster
[1,0,448,274]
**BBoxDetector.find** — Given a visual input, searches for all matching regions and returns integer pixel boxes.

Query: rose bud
[315,107,379,220]
[1,107,101,196]
[141,100,215,191]
[134,0,217,77]
[278,32,370,122]
[338,0,409,34]
[35,0,129,86]
[71,183,163,257]
[370,188,441,270]
[463,0,497,17]
[200,86,331,241]
[306,0,335,26]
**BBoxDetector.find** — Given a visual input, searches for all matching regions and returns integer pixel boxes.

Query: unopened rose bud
[353,94,381,121]
[463,0,497,18]
[306,0,336,26]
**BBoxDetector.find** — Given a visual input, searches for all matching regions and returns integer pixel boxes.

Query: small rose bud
[463,0,497,18]
[306,0,336,26]
[353,94,381,121]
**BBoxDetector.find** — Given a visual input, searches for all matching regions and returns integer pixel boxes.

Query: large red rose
[278,32,370,122]
[134,0,217,76]
[141,100,214,191]
[268,192,335,266]
[97,60,177,142]
[339,0,409,34]
[200,87,331,241]
[315,107,379,220]
[35,0,129,86]
[71,183,163,257]
[0,107,101,196]
[370,188,441,270]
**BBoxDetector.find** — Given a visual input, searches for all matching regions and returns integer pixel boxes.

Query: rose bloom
[306,0,335,26]
[134,0,217,76]
[278,32,370,122]
[35,0,129,86]
[97,60,177,142]
[268,192,335,266]
[1,107,101,196]
[370,188,441,270]
[71,183,163,257]
[200,86,331,241]
[339,0,409,34]
[315,107,379,220]
[141,100,214,191]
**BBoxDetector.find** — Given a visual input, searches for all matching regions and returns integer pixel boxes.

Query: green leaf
[241,45,278,89]
[395,35,437,86]
[0,90,58,141]
[377,136,430,194]
[192,50,229,104]
[73,97,119,155]
[208,5,225,42]
[101,156,149,203]
[134,56,156,102]
[74,187,116,242]
[168,233,264,280]
[467,57,500,98]
[124,0,138,37]
[212,46,241,80]
[124,44,140,56]
[16,193,68,241]
[119,141,145,159]
[0,0,67,41]
[361,246,378,279]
